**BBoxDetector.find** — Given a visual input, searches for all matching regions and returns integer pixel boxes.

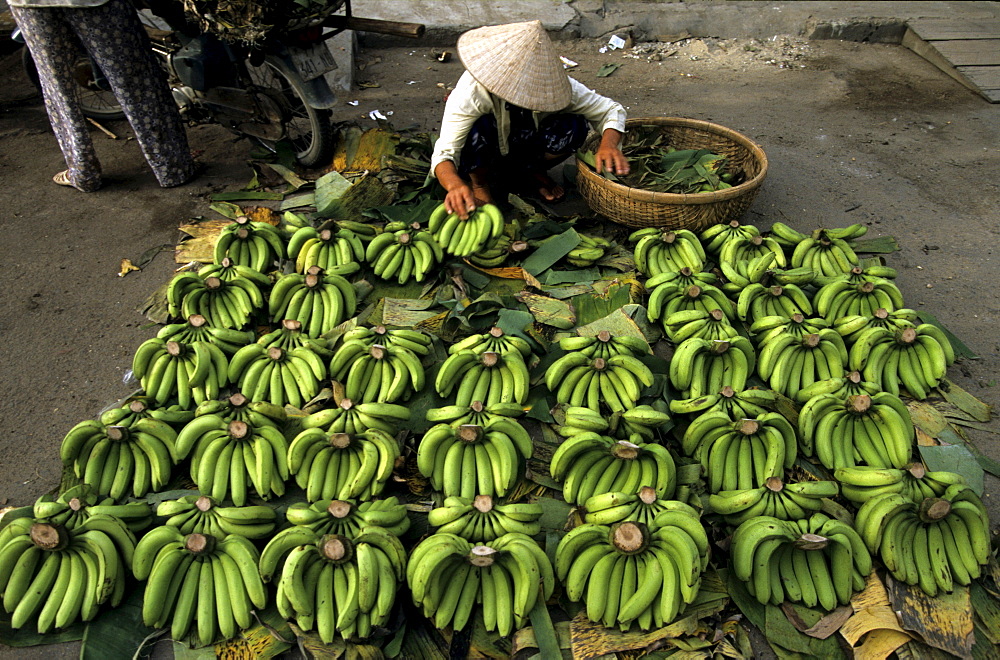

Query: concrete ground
[1,1,998,657]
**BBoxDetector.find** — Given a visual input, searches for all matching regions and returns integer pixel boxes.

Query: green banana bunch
[797,392,914,469]
[813,278,905,322]
[268,265,360,339]
[32,484,153,534]
[60,416,178,499]
[280,210,310,235]
[287,427,399,501]
[468,234,526,268]
[265,526,407,642]
[166,270,265,329]
[226,343,327,408]
[731,513,871,609]
[699,219,760,256]
[855,485,990,595]
[757,330,848,399]
[132,337,230,407]
[631,228,706,276]
[425,400,526,428]
[449,325,535,358]
[548,433,676,504]
[718,233,787,270]
[555,518,708,630]
[301,398,410,435]
[718,252,781,295]
[197,257,273,287]
[335,343,426,404]
[834,465,967,505]
[416,422,532,498]
[427,495,542,541]
[192,393,287,429]
[679,412,796,493]
[767,220,809,248]
[256,318,334,356]
[0,515,135,633]
[545,350,653,413]
[748,313,830,347]
[340,324,434,356]
[427,202,505,258]
[669,386,779,419]
[793,370,880,403]
[435,349,530,407]
[668,336,755,398]
[284,497,410,537]
[157,313,255,355]
[582,486,688,527]
[708,477,839,524]
[644,266,719,291]
[812,263,898,288]
[788,227,865,278]
[833,307,920,347]
[287,224,366,273]
[647,281,736,324]
[565,233,613,267]
[99,398,194,430]
[662,308,740,343]
[848,324,954,399]
[156,495,276,539]
[406,531,553,636]
[335,219,380,243]
[213,215,287,272]
[365,228,444,283]
[133,528,266,646]
[611,405,673,442]
[175,417,289,505]
[736,283,812,323]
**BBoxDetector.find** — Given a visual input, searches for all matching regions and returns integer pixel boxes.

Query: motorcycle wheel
[246,56,334,169]
[22,48,125,120]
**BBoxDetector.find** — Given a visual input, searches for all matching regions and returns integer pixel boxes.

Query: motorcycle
[13,0,423,167]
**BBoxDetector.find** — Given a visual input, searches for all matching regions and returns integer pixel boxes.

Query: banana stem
[919,497,951,522]
[30,523,68,550]
[320,535,353,562]
[327,501,353,519]
[611,521,649,554]
[469,545,496,567]
[473,495,494,513]
[184,533,216,555]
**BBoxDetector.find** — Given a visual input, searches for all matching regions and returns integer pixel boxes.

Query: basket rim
[576,116,769,206]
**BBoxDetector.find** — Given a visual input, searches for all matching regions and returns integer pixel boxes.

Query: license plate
[289,43,338,81]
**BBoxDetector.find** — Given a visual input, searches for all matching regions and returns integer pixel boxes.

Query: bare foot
[530,171,565,202]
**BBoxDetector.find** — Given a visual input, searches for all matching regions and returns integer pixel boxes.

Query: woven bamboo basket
[576,117,768,231]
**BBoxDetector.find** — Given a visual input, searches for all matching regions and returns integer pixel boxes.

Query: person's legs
[68,0,198,188]
[10,5,103,191]
[529,113,590,201]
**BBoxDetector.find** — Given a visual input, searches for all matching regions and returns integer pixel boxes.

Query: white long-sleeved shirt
[429,70,627,176]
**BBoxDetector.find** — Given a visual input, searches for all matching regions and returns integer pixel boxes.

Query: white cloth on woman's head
[430,70,627,176]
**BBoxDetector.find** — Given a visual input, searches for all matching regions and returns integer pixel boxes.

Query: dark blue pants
[458,106,589,176]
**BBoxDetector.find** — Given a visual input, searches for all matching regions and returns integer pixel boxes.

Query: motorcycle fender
[273,53,338,110]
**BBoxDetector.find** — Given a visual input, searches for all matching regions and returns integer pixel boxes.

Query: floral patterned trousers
[10,0,196,191]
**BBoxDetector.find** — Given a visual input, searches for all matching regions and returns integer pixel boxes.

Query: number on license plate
[289,44,338,81]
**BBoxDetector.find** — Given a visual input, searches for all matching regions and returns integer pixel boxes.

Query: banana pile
[133,527,266,645]
[793,370,879,404]
[328,342,426,404]
[60,415,178,499]
[555,513,709,630]
[719,254,817,296]
[749,313,829,346]
[814,278,905,321]
[680,412,796,493]
[427,202,505,258]
[340,324,434,355]
[630,228,706,275]
[288,224,366,273]
[157,313,254,354]
[670,385,778,419]
[33,484,154,533]
[156,495,277,539]
[194,394,287,427]
[835,464,967,505]
[260,526,407,642]
[426,400,526,428]
[257,318,334,355]
[647,279,735,324]
[268,266,358,337]
[833,306,918,344]
[582,486,681,526]
[213,216,286,271]
[731,513,872,608]
[856,484,991,595]
[719,233,786,269]
[166,271,265,329]
[406,531,554,635]
[699,219,760,255]
[174,416,289,504]
[668,336,755,397]
[662,308,740,342]
[549,432,676,504]
[427,495,542,541]
[301,398,411,435]
[365,228,443,283]
[565,233,614,267]
[287,427,399,501]
[435,349,530,407]
[798,392,914,469]
[284,497,411,537]
[736,282,813,322]
[132,337,229,407]
[227,343,327,407]
[779,224,866,277]
[0,514,135,633]
[546,335,653,412]
[559,404,671,443]
[417,422,531,498]
[708,477,839,524]
[848,323,955,399]
[756,329,847,398]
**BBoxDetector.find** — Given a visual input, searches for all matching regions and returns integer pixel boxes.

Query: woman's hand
[444,184,478,219]
[595,128,630,176]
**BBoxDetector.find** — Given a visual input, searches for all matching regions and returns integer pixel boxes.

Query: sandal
[52,170,75,187]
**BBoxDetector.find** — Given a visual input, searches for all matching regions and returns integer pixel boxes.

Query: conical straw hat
[457,20,572,112]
